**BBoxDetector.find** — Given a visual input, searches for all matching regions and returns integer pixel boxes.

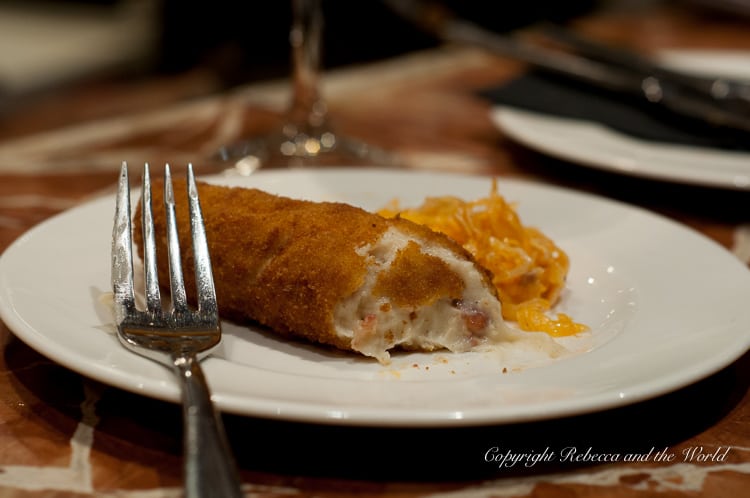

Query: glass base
[214,127,402,175]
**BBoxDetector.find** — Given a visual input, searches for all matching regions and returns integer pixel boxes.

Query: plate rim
[491,106,750,191]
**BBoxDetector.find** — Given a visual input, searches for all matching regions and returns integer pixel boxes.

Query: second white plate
[491,50,750,190]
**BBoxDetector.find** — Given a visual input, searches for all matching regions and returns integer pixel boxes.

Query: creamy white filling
[333,226,524,364]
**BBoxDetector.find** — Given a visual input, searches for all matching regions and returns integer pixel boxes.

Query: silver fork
[111,162,244,498]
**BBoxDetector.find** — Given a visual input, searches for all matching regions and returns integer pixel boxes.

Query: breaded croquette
[135,180,529,364]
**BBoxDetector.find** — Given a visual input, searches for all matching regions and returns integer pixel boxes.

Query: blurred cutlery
[385,0,750,134]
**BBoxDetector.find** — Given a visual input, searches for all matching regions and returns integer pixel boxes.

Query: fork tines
[112,162,218,330]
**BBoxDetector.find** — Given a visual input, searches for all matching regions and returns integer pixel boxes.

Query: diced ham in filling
[335,226,522,364]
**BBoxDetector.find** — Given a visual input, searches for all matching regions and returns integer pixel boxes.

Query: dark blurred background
[4,0,747,125]
[0,0,600,99]
[157,0,600,85]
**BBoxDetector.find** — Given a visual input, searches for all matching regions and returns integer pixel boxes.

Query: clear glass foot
[215,124,401,174]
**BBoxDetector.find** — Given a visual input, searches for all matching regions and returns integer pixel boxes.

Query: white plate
[491,50,750,190]
[1,169,749,427]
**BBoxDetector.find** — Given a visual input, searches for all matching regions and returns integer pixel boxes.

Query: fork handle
[174,355,244,498]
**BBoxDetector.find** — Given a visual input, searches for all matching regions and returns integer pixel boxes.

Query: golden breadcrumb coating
[372,241,465,306]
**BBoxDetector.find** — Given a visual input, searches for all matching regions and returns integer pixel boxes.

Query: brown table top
[1,3,749,497]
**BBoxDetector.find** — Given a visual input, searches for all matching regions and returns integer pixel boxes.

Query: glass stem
[286,0,329,137]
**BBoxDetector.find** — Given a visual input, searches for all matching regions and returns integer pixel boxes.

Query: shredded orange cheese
[378,180,587,337]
